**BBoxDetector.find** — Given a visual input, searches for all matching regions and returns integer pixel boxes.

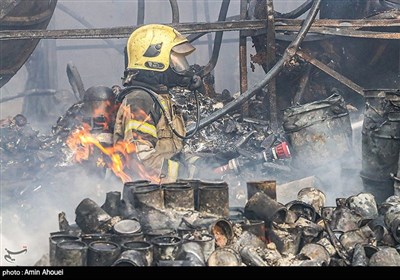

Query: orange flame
[66,123,159,183]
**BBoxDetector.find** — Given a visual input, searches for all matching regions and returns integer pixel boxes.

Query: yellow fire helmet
[126,24,195,72]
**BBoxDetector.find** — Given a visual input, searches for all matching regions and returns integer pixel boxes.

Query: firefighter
[113,24,203,183]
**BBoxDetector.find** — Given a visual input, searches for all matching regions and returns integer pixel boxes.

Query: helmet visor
[170,51,190,74]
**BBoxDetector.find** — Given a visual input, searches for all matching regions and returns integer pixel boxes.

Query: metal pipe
[186,15,240,43]
[169,0,179,23]
[188,0,322,133]
[137,0,145,25]
[239,0,249,118]
[2,18,400,41]
[197,0,231,77]
[265,0,278,129]
[203,0,213,59]
[0,20,267,40]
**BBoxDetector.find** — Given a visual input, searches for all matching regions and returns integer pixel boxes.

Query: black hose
[169,0,180,23]
[278,0,313,19]
[197,0,231,77]
[187,0,322,134]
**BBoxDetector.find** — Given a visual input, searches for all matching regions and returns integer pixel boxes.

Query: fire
[66,123,159,183]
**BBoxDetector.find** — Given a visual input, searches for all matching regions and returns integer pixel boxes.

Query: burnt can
[207,247,242,266]
[101,191,121,217]
[239,246,267,266]
[81,233,113,246]
[330,206,362,233]
[210,218,234,248]
[339,225,376,252]
[268,225,301,256]
[299,243,331,266]
[297,187,326,216]
[144,229,177,242]
[112,219,143,244]
[183,233,215,262]
[75,198,112,234]
[240,220,266,243]
[384,203,400,243]
[112,250,147,266]
[54,240,88,266]
[369,247,400,266]
[151,236,182,261]
[123,180,150,206]
[244,192,287,225]
[283,93,353,173]
[345,192,378,220]
[361,89,400,203]
[178,242,206,266]
[177,179,201,209]
[87,241,121,266]
[197,181,229,217]
[285,200,317,222]
[49,235,80,266]
[132,184,164,210]
[246,180,276,200]
[122,241,153,266]
[162,182,194,210]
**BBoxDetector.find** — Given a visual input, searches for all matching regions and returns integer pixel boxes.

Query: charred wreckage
[1,0,400,266]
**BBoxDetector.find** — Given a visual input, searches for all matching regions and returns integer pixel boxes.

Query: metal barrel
[144,229,177,242]
[240,220,266,243]
[123,180,150,206]
[101,191,121,217]
[210,218,234,248]
[183,234,215,262]
[54,240,88,266]
[198,181,229,217]
[384,203,400,243]
[283,93,353,173]
[177,179,201,209]
[244,192,287,225]
[207,247,241,266]
[285,200,317,222]
[49,235,80,266]
[112,219,143,244]
[162,182,194,210]
[151,236,182,261]
[87,241,121,266]
[81,233,113,245]
[122,241,153,266]
[361,89,400,203]
[131,184,164,210]
[75,198,112,234]
[112,250,147,266]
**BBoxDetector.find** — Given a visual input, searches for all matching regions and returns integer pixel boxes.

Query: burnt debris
[45,180,400,266]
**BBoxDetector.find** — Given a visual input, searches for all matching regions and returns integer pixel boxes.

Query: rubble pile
[0,114,66,184]
[172,88,292,180]
[44,180,400,266]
